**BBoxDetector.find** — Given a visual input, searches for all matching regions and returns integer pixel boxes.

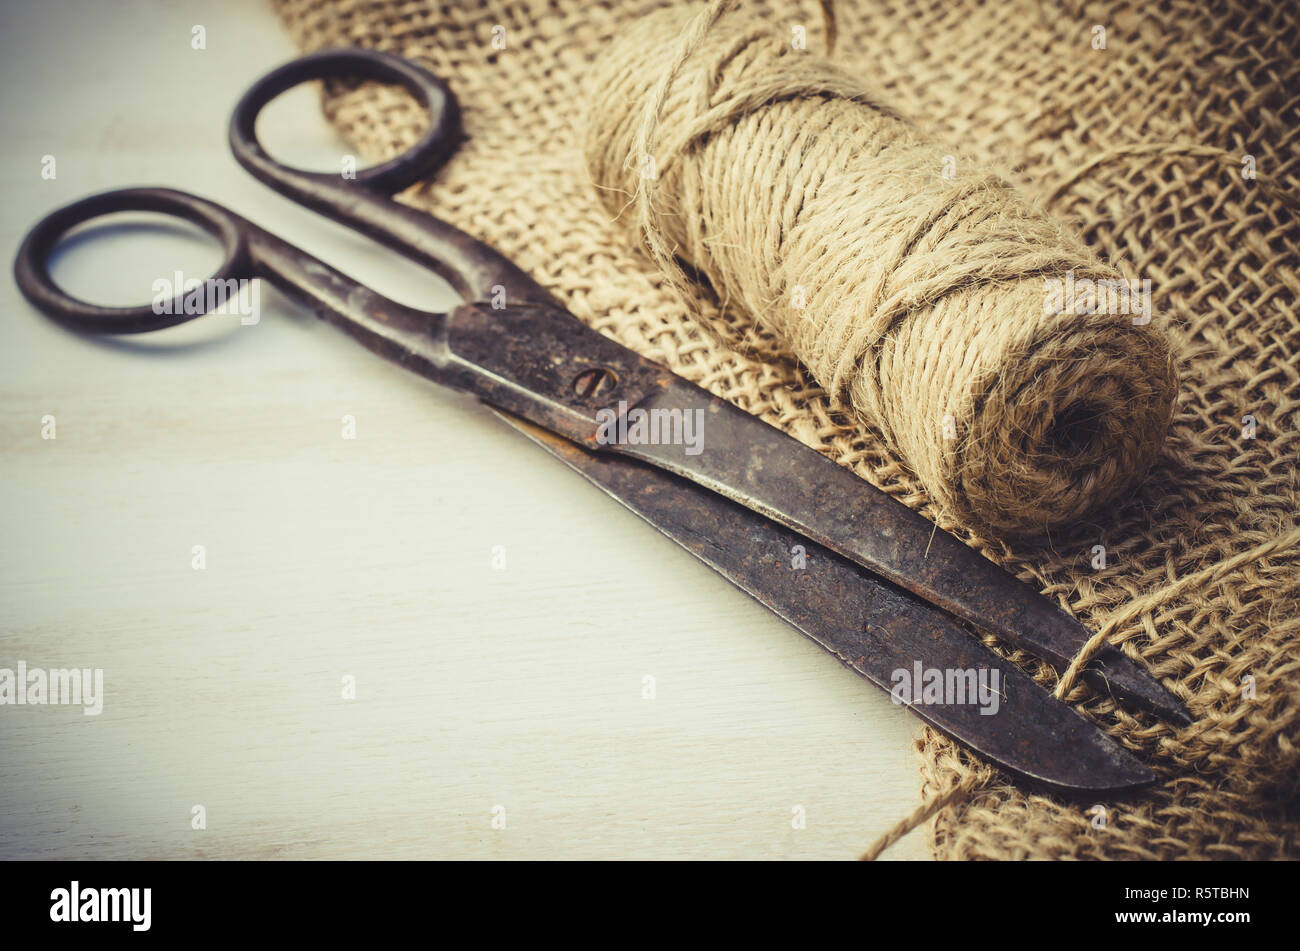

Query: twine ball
[583,5,1178,536]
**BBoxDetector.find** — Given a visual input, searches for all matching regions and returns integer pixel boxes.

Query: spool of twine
[583,3,1178,537]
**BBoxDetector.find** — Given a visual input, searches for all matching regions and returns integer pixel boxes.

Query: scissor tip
[1127,682,1195,728]
[1086,651,1194,728]
[1125,687,1195,729]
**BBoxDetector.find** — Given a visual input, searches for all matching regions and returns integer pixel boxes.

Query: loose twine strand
[858,766,985,861]
[1044,142,1300,213]
[1052,525,1300,700]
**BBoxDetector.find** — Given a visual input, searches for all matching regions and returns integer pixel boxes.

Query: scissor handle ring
[12,187,252,334]
[229,47,462,196]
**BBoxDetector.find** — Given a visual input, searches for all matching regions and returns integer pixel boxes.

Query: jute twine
[272,0,1300,859]
[584,1,1178,538]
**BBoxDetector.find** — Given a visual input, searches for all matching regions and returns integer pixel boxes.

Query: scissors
[13,48,1189,792]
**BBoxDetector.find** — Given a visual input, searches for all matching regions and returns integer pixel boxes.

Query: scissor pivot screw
[573,367,618,398]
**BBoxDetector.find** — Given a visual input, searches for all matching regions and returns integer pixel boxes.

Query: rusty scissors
[14,48,1189,792]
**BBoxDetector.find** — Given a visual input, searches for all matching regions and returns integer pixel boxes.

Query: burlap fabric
[271,0,1300,859]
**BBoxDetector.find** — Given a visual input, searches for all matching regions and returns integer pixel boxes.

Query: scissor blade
[496,409,1154,793]
[613,382,1190,726]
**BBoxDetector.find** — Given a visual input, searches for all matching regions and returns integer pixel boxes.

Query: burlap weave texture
[271,0,1300,859]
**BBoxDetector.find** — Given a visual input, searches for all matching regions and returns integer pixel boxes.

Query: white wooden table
[0,0,928,860]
